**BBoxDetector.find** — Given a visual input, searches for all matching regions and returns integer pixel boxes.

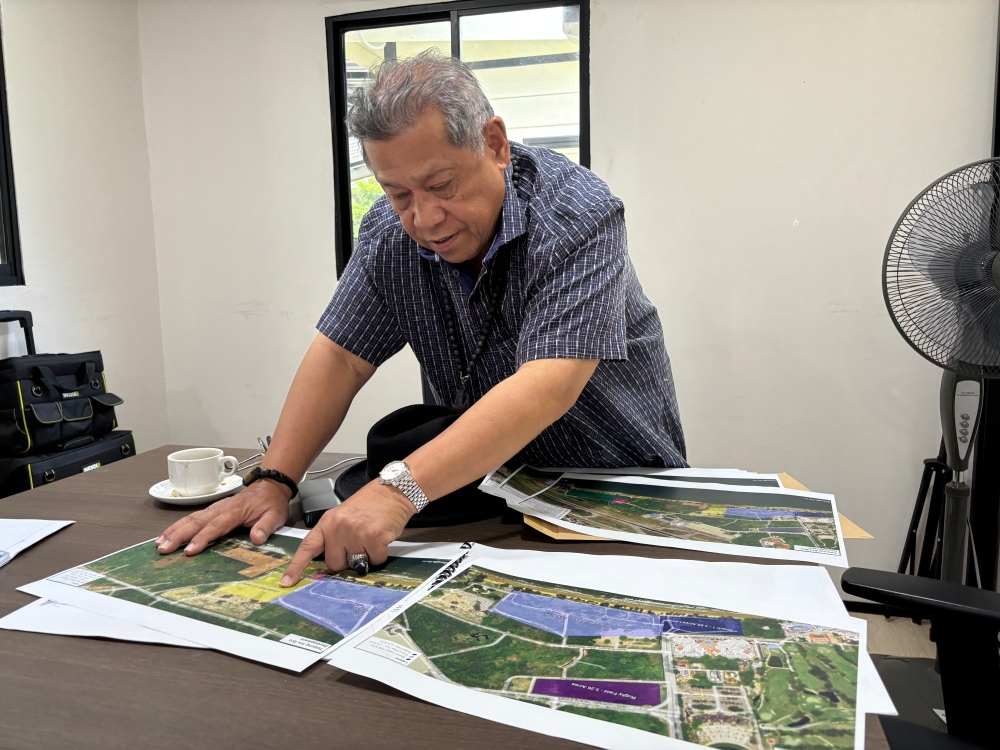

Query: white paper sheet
[0,596,203,647]
[483,464,786,490]
[16,529,470,672]
[485,468,848,567]
[329,547,889,750]
[0,519,73,567]
[556,467,786,489]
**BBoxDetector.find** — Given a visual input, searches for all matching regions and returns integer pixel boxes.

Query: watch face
[380,461,408,482]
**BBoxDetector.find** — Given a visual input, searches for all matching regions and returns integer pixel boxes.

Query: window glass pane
[460,6,580,163]
[343,22,450,239]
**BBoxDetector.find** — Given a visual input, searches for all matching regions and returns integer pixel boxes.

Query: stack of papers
[328,545,892,749]
[0,519,73,568]
[3,528,470,672]
[0,527,893,748]
[482,465,848,566]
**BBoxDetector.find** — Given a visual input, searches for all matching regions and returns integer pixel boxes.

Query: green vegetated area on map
[559,705,675,737]
[372,565,859,749]
[527,474,842,554]
[78,533,444,645]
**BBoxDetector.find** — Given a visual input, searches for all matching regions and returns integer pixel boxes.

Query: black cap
[334,404,506,527]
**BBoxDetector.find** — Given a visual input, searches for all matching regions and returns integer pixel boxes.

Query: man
[156,50,685,583]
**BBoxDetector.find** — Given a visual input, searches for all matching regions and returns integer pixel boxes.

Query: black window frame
[0,27,23,287]
[325,0,590,276]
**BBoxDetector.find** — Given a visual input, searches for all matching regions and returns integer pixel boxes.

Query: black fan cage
[884,157,1000,378]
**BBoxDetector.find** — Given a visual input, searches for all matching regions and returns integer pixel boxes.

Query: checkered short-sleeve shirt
[318,143,686,469]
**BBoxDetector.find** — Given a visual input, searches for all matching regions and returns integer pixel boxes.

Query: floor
[856,613,936,659]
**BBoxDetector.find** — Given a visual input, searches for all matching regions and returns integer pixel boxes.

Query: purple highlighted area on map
[661,615,744,635]
[491,592,746,638]
[491,592,662,637]
[725,508,795,520]
[490,592,660,638]
[532,679,662,706]
[275,579,408,636]
[725,508,830,520]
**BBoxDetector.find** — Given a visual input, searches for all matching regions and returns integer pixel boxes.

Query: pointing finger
[281,527,325,587]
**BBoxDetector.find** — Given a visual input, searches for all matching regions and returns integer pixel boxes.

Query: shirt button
[452,270,460,277]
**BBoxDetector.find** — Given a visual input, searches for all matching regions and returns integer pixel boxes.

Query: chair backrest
[0,310,34,355]
[842,567,1000,748]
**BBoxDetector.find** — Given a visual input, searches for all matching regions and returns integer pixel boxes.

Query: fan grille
[884,158,1000,378]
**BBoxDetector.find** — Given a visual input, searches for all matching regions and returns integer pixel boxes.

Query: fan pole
[967,380,1000,589]
[941,480,972,583]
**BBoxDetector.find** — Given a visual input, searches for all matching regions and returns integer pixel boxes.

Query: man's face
[365,108,510,265]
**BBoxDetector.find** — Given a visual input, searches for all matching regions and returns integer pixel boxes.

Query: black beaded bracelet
[243,466,298,499]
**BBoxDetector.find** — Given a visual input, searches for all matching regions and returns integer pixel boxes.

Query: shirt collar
[415,161,527,265]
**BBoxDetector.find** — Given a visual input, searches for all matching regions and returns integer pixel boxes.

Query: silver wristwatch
[379,461,429,513]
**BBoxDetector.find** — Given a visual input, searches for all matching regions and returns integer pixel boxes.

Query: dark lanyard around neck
[435,248,508,410]
[433,164,519,410]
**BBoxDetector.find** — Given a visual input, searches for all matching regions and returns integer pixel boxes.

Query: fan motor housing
[883,157,1000,379]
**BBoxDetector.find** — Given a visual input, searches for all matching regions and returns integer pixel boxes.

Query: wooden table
[0,446,889,749]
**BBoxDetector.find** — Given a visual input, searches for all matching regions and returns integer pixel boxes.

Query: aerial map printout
[483,466,848,567]
[331,549,865,750]
[18,530,462,671]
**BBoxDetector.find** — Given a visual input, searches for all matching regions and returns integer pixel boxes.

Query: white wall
[0,0,169,451]
[136,0,422,454]
[589,0,997,575]
[0,0,995,575]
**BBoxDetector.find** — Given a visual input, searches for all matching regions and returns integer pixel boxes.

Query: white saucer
[149,474,244,506]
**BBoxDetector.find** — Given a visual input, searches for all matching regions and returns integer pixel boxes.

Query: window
[0,29,22,286]
[326,1,589,275]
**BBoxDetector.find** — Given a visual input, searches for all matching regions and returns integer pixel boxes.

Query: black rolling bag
[0,311,124,456]
[0,429,136,498]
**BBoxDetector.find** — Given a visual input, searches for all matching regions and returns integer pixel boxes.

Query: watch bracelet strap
[392,473,429,512]
[243,467,298,499]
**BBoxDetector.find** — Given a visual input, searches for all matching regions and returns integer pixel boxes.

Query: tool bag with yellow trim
[0,429,135,498]
[0,311,124,456]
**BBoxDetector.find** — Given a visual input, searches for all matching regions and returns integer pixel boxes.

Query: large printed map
[77,533,446,649]
[359,566,859,749]
[499,467,842,557]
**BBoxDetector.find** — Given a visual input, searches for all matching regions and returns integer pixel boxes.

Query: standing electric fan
[884,158,1000,585]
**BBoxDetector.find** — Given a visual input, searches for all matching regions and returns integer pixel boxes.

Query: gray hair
[346,49,494,163]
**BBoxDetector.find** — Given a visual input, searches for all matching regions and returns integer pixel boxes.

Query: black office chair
[842,568,1000,750]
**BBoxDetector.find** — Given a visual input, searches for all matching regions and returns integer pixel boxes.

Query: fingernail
[157,541,169,551]
[184,544,194,554]
[280,575,292,587]
[155,535,164,545]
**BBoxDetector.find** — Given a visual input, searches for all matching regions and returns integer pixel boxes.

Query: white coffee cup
[167,448,239,497]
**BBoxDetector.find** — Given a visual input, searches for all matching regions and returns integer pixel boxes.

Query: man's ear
[483,116,510,170]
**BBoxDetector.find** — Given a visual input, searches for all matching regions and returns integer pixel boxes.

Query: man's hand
[155,334,376,558]
[280,480,415,586]
[155,480,291,556]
